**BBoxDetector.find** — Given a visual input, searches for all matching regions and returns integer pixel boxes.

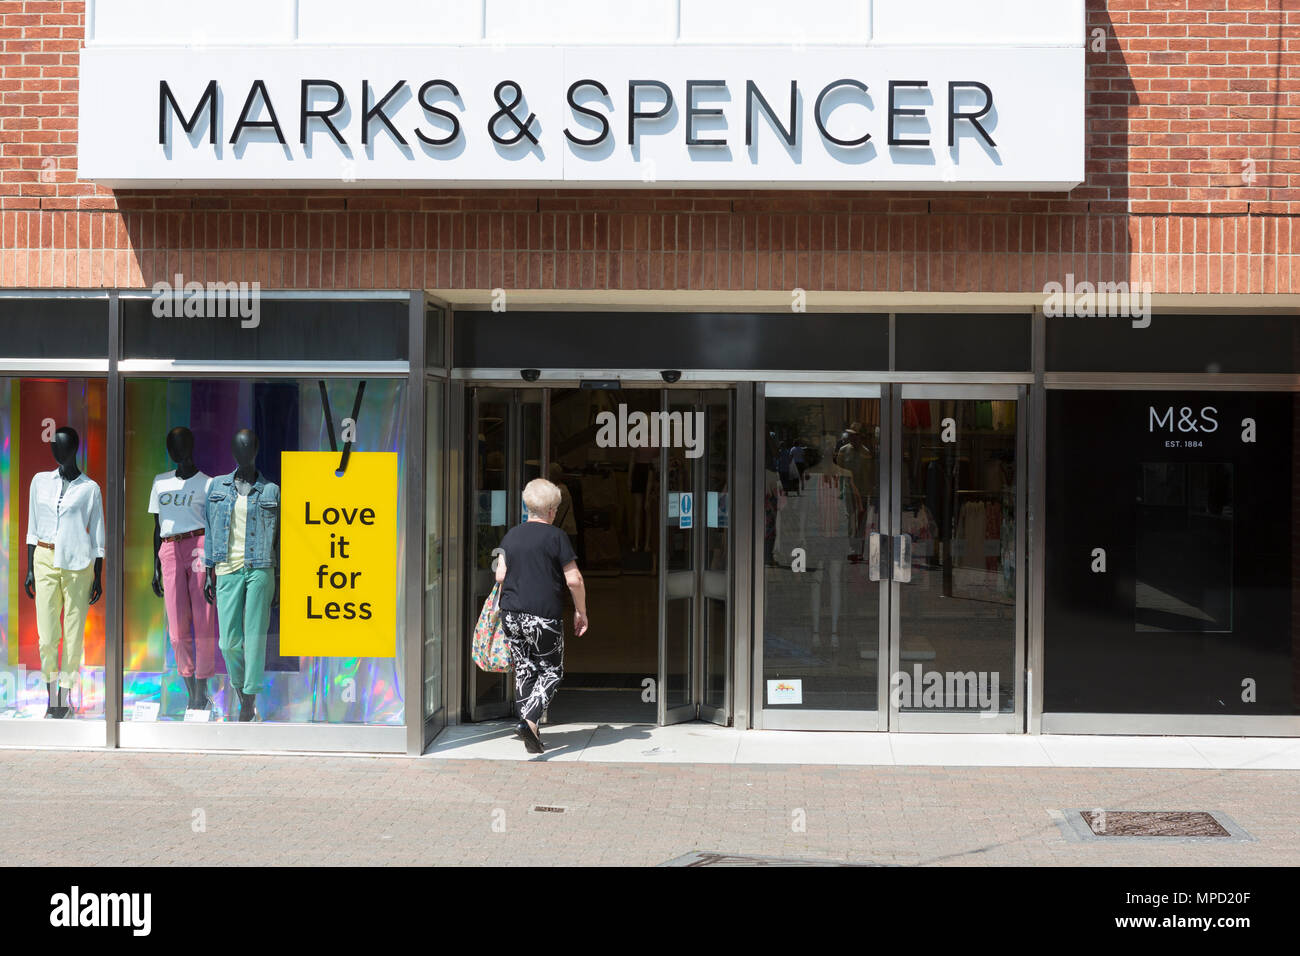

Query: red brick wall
[0,0,1296,293]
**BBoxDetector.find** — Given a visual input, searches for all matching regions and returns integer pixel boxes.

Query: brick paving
[2,749,1299,866]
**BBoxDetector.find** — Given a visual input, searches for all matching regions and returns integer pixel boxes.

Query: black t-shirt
[499,521,577,620]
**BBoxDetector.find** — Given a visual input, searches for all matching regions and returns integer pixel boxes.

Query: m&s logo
[1148,406,1218,434]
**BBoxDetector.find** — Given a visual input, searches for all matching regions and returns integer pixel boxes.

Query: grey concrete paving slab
[0,748,1298,866]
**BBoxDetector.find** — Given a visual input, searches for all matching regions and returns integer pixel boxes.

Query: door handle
[893,533,913,583]
[868,532,884,581]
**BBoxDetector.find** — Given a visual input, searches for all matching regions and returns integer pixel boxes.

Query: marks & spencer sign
[78,46,1083,189]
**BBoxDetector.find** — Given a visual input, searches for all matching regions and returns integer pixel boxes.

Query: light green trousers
[215,567,274,696]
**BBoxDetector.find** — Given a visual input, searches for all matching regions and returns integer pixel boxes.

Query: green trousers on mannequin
[215,567,274,696]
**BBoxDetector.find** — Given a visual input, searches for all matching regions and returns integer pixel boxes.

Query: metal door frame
[659,387,702,724]
[888,384,1026,733]
[696,388,733,725]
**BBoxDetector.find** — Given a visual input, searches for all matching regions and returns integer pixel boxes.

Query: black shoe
[514,720,527,739]
[519,721,544,754]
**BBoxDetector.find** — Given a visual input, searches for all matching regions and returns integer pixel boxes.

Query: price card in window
[131,702,160,722]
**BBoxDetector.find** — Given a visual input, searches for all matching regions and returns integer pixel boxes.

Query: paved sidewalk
[429,720,1300,769]
[2,743,1299,866]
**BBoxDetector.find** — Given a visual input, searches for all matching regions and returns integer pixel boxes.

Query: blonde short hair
[522,478,562,518]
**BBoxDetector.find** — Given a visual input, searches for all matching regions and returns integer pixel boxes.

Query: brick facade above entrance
[0,0,1297,295]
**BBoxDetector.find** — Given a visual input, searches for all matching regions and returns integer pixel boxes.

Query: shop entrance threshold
[424,721,1300,770]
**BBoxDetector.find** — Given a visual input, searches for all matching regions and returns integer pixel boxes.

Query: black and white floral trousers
[503,611,565,724]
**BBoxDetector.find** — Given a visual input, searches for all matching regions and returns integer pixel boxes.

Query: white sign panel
[78,45,1084,189]
[767,679,803,705]
[130,701,160,722]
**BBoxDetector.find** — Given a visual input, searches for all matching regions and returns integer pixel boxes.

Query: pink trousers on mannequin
[158,536,219,678]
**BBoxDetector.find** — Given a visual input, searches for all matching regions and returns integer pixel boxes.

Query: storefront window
[122,377,407,724]
[1045,390,1298,715]
[0,378,109,721]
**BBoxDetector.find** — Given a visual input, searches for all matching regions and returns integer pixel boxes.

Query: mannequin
[23,427,105,718]
[203,429,279,722]
[778,434,854,651]
[150,426,217,713]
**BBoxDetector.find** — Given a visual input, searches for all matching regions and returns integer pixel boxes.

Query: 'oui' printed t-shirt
[148,470,212,537]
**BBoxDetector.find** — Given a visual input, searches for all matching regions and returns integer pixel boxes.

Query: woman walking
[495,478,589,753]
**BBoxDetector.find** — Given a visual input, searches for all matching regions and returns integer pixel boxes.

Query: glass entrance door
[889,386,1024,731]
[466,385,733,727]
[465,387,542,721]
[659,390,733,725]
[758,386,888,730]
[756,384,1025,732]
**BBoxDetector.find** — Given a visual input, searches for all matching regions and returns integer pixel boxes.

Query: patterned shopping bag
[472,582,511,673]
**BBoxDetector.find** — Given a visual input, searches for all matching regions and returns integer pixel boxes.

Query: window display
[123,378,407,725]
[0,378,108,721]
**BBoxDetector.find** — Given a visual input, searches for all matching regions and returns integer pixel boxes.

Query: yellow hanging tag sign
[279,451,399,658]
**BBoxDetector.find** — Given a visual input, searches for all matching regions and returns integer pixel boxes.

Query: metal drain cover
[1082,810,1228,838]
[660,851,872,867]
[1050,809,1254,844]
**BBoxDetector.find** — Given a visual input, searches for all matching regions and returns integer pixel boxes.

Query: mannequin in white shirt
[22,427,104,717]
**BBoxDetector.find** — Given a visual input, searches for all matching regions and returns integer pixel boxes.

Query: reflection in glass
[1136,462,1233,632]
[762,397,880,711]
[424,384,443,720]
[897,398,1016,713]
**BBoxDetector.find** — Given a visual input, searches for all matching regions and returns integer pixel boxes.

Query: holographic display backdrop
[123,378,407,724]
[0,378,108,719]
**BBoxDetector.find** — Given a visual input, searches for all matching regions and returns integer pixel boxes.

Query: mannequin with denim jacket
[203,429,279,722]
